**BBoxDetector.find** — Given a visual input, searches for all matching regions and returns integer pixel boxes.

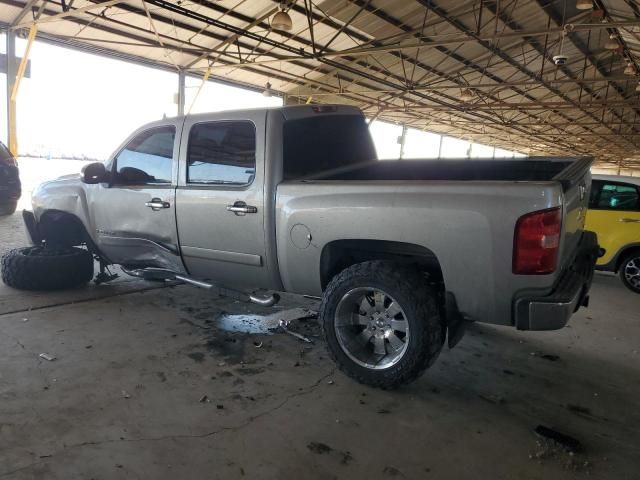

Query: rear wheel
[320,261,444,389]
[1,246,94,291]
[0,200,17,216]
[619,252,640,294]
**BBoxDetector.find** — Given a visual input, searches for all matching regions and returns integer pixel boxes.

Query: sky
[1,36,522,161]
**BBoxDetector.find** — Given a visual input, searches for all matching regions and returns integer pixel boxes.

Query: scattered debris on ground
[383,466,404,476]
[478,393,507,404]
[307,442,332,455]
[306,442,353,465]
[279,319,313,343]
[530,425,591,473]
[540,354,560,362]
[38,353,56,361]
[534,425,582,453]
[566,404,592,416]
[535,425,583,453]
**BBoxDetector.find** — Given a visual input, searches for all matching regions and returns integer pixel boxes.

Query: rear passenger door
[176,112,270,288]
[586,180,640,266]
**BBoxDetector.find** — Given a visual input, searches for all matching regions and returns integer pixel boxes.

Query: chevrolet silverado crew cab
[1,105,599,388]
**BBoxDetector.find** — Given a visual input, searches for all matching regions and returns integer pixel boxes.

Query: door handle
[145,198,171,211]
[227,201,258,216]
[619,218,640,223]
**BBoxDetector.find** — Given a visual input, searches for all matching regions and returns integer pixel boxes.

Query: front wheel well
[320,239,444,291]
[37,210,99,255]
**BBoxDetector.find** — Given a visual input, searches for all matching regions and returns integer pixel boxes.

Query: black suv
[0,142,21,215]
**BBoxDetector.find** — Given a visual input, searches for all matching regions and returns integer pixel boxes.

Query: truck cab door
[175,111,271,288]
[89,122,184,273]
[586,179,640,267]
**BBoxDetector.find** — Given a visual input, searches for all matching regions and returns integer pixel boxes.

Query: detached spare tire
[1,246,94,291]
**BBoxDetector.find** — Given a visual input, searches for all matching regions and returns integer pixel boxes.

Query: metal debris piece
[307,441,333,454]
[39,353,56,361]
[327,380,334,385]
[279,320,312,343]
[540,354,560,362]
[253,341,263,348]
[534,425,582,453]
[121,390,131,399]
[199,395,209,403]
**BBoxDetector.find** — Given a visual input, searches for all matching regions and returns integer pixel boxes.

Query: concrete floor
[1,208,640,479]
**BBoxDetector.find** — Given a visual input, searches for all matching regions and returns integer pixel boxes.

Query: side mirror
[82,162,107,184]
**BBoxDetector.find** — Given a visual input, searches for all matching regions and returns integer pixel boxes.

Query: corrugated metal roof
[1,0,640,168]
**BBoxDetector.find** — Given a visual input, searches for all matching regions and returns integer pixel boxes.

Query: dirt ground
[1,168,639,478]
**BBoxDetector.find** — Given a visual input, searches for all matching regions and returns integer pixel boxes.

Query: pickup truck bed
[314,158,573,182]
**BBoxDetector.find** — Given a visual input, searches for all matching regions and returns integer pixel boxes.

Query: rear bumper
[514,231,599,331]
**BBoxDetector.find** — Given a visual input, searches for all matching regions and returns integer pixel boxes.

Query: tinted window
[115,126,175,185]
[283,115,377,180]
[591,181,639,211]
[187,121,256,185]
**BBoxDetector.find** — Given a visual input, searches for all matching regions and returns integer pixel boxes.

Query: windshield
[282,115,377,180]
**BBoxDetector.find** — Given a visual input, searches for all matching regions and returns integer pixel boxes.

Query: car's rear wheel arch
[320,239,444,290]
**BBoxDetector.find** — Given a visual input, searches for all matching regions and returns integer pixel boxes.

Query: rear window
[282,115,377,180]
[187,121,256,185]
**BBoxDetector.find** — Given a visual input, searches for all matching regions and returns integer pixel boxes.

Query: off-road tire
[619,252,640,294]
[0,201,17,216]
[1,246,94,291]
[320,261,444,389]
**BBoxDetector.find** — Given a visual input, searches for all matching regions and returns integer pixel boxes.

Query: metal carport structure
[2,0,640,170]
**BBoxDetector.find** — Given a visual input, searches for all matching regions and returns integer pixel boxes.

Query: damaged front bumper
[514,231,599,331]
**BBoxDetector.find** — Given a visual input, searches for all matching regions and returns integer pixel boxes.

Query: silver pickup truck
[1,105,599,388]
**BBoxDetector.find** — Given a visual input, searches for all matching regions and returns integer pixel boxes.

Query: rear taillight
[513,207,561,275]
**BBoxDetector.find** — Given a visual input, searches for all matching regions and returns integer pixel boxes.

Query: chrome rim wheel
[334,287,409,370]
[624,257,640,290]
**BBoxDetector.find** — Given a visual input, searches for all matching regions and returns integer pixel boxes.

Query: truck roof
[169,104,364,123]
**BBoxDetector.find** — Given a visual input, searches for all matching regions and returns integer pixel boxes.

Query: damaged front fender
[31,174,97,244]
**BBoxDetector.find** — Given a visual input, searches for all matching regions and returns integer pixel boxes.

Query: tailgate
[553,157,593,269]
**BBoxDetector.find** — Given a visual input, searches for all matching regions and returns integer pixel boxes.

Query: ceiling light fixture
[605,34,619,50]
[575,0,592,10]
[460,88,474,102]
[263,82,273,97]
[624,62,636,75]
[271,4,293,31]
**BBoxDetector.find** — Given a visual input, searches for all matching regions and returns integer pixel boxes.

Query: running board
[122,268,280,307]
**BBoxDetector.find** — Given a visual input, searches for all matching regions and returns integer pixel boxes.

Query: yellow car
[586,174,640,293]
